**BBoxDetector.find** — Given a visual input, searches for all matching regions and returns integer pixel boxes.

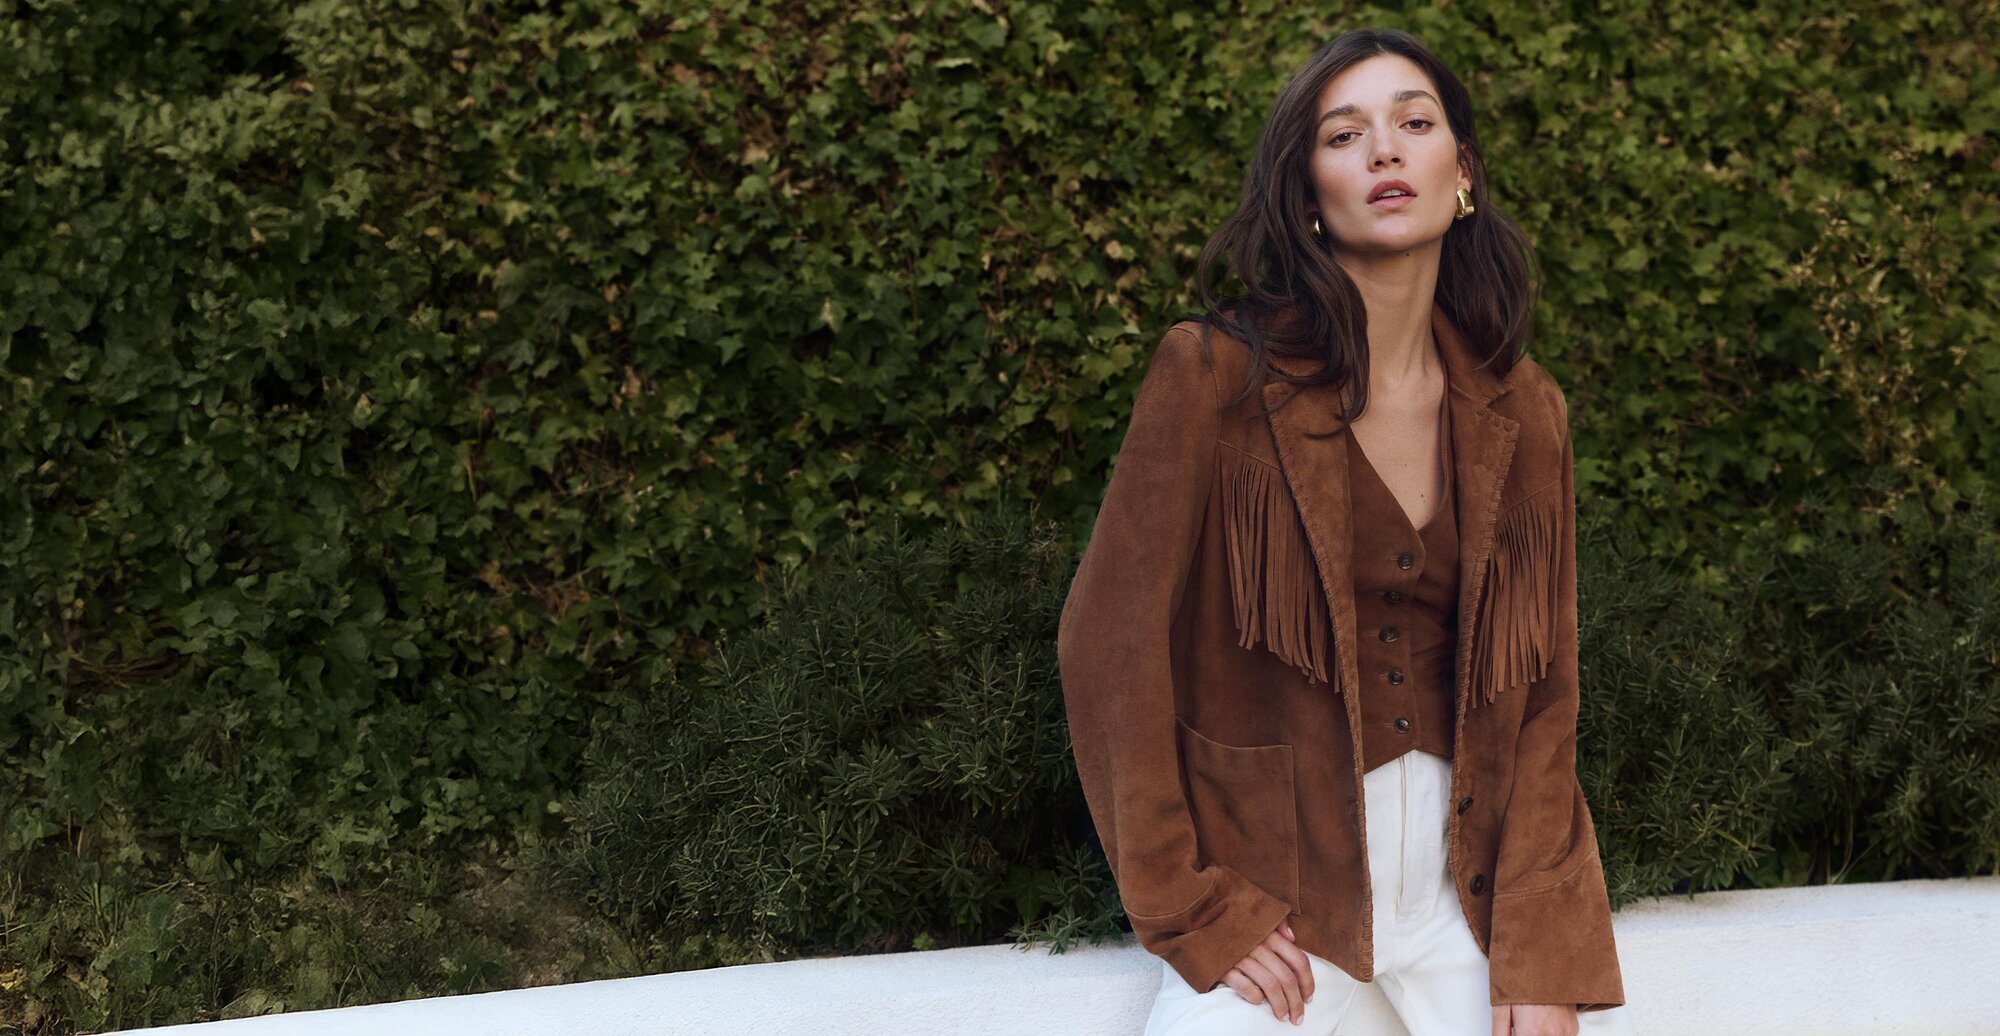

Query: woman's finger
[1263,930,1315,1007]
[1236,954,1295,1022]
[1248,944,1303,1023]
[1223,967,1261,1003]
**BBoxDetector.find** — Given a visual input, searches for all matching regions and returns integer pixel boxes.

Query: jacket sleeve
[1486,395,1628,1012]
[1056,325,1293,995]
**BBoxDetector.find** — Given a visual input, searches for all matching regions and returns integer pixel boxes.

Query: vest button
[1379,625,1399,642]
[1385,590,1405,603]
[1471,873,1486,895]
[1457,796,1472,814]
[1394,717,1411,733]
[1387,667,1404,685]
[1396,551,1414,569]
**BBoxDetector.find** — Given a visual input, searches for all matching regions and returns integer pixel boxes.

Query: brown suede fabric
[1349,387,1458,772]
[1055,300,1626,1011]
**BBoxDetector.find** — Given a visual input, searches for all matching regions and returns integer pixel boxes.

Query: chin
[1348,229,1445,254]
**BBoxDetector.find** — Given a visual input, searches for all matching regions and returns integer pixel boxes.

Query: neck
[1336,243,1442,391]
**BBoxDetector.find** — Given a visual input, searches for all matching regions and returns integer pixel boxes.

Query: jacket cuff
[1130,865,1294,997]
[1486,840,1626,1011]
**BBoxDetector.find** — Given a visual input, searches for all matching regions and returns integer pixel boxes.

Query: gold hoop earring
[1311,214,1324,237]
[1455,187,1476,220]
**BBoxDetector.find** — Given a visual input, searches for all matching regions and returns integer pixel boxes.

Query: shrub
[531,499,1118,962]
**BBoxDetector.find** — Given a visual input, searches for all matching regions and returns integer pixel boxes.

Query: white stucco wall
[107,875,2000,1035]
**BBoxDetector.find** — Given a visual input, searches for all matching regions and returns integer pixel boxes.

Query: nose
[1370,135,1403,168]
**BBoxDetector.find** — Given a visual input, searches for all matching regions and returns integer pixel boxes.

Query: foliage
[1,0,1995,1028]
[0,846,659,1032]
[552,486,2000,965]
[529,502,1117,958]
[1745,489,2000,887]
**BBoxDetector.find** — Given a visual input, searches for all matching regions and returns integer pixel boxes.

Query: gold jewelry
[1455,187,1476,220]
[1311,214,1323,237]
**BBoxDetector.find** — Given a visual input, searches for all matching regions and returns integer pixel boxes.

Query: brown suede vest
[1348,385,1459,773]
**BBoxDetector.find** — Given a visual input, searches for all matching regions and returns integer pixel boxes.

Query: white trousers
[1143,750,1635,1036]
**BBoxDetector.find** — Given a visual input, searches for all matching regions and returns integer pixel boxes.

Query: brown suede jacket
[1055,300,1626,1011]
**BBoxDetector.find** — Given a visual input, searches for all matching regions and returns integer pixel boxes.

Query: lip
[1368,179,1417,205]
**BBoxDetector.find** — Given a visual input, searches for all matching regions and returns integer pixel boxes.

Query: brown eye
[1406,118,1434,130]
[1329,131,1355,145]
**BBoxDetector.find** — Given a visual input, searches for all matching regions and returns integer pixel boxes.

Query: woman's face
[1306,53,1470,256]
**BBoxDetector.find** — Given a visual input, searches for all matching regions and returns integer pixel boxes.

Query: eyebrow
[1317,89,1441,125]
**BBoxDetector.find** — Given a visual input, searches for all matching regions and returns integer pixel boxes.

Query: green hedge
[1,0,1995,1028]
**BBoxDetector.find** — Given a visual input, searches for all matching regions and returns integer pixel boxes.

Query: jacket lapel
[1261,371,1358,696]
[1259,301,1519,703]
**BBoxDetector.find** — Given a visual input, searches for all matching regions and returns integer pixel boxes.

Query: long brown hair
[1175,27,1541,416]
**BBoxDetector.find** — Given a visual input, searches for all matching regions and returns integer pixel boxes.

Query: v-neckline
[1350,385,1452,536]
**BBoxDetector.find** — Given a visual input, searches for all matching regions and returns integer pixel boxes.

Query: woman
[1055,28,1634,1036]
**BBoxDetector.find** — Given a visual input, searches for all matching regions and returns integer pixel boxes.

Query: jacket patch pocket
[1175,715,1301,910]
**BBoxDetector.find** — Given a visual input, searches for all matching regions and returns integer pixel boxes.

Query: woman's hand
[1490,1002,1580,1035]
[1218,920,1315,1024]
